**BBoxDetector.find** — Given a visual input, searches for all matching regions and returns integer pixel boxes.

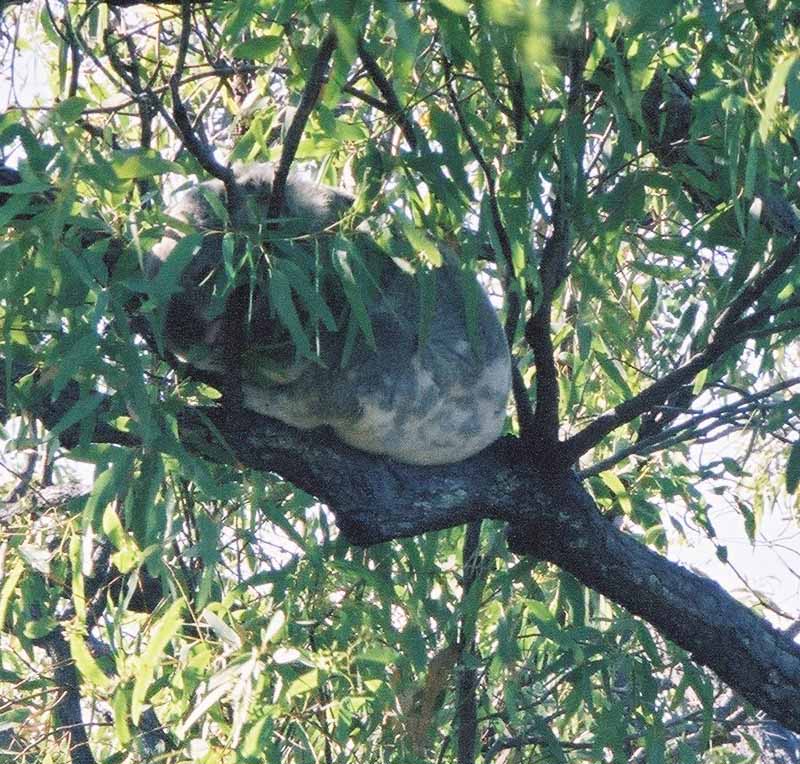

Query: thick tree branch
[175,405,800,731]
[525,198,571,447]
[2,363,800,731]
[506,485,800,734]
[32,628,96,764]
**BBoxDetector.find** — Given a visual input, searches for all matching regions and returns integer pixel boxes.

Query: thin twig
[443,56,535,438]
[443,58,512,265]
[356,37,418,150]
[169,0,232,183]
[578,375,800,477]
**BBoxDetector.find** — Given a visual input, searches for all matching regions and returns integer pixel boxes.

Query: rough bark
[167,403,800,733]
[8,368,799,730]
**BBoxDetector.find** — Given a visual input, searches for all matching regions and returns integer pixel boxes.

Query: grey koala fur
[147,162,511,465]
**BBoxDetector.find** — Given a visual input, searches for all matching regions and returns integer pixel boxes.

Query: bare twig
[728,292,800,335]
[579,376,800,477]
[442,58,512,267]
[169,0,233,183]
[442,56,537,437]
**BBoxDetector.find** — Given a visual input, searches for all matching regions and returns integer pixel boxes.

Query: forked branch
[562,234,800,465]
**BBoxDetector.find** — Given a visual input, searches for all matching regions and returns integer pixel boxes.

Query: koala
[146,162,511,465]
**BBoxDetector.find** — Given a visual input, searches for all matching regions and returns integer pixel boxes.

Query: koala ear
[284,176,355,232]
[233,162,275,195]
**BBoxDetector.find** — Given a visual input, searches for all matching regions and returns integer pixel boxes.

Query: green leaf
[23,616,58,640]
[102,505,127,549]
[69,630,112,689]
[356,646,401,665]
[112,300,158,442]
[0,561,24,630]
[47,393,103,441]
[332,242,376,352]
[0,193,32,229]
[50,334,100,399]
[760,55,798,142]
[146,233,203,302]
[285,668,320,700]
[529,715,569,764]
[402,223,443,267]
[435,0,469,14]
[232,36,282,60]
[278,258,336,331]
[264,610,286,643]
[596,355,633,400]
[112,149,178,179]
[102,506,141,572]
[83,453,134,528]
[131,599,185,724]
[112,686,132,746]
[692,368,708,396]
[268,268,312,357]
[50,97,89,125]
[600,471,633,515]
[743,132,760,200]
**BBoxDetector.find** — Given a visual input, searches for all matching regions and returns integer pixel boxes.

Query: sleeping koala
[146,163,511,465]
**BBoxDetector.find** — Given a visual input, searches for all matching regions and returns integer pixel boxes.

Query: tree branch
[456,521,482,764]
[556,60,800,469]
[527,46,585,445]
[267,31,338,221]
[506,484,800,734]
[33,629,96,764]
[169,1,233,184]
[561,233,800,465]
[443,58,513,268]
[2,362,800,731]
[578,376,800,477]
[185,405,800,731]
[356,37,418,151]
[442,57,537,438]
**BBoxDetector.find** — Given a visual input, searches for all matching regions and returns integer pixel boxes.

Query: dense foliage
[0,1,799,762]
